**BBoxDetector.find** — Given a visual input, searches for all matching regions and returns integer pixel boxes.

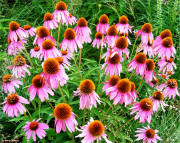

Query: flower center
[135,53,146,64]
[115,37,128,49]
[167,79,177,89]
[7,94,19,105]
[32,75,46,88]
[29,121,39,130]
[151,79,159,85]
[95,32,103,39]
[3,74,13,83]
[146,59,155,71]
[79,79,95,95]
[54,103,72,120]
[119,33,128,37]
[147,40,153,46]
[64,28,76,40]
[162,37,173,48]
[161,74,167,79]
[139,98,153,111]
[99,14,109,24]
[165,57,173,63]
[42,39,54,50]
[55,57,63,64]
[33,46,40,51]
[117,79,131,93]
[107,25,118,36]
[24,25,31,30]
[130,81,136,92]
[160,29,172,39]
[119,15,128,24]
[9,21,20,31]
[141,23,152,33]
[145,129,155,138]
[108,54,120,64]
[43,58,59,74]
[61,51,67,55]
[69,13,72,17]
[56,1,67,10]
[153,91,164,101]
[36,26,50,38]
[44,12,53,21]
[14,55,26,66]
[109,75,120,86]
[88,120,104,137]
[77,17,87,27]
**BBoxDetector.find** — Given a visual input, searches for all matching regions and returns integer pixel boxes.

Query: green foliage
[0,0,180,143]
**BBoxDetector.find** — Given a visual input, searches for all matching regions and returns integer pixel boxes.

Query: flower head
[24,25,36,37]
[96,14,109,34]
[43,12,58,30]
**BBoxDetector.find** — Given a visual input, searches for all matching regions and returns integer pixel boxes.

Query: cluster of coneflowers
[1,1,179,142]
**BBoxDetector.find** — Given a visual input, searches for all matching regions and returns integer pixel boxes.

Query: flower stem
[99,45,103,65]
[45,99,54,110]
[24,112,30,121]
[101,102,113,121]
[137,77,144,91]
[112,116,135,137]
[73,54,82,79]
[83,108,86,125]
[24,105,32,119]
[79,48,82,70]
[71,133,75,143]
[129,70,135,80]
[38,99,41,118]
[57,23,61,47]
[23,78,27,86]
[130,38,137,59]
[58,84,67,103]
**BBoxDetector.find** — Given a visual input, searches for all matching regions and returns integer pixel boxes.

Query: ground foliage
[0,0,180,142]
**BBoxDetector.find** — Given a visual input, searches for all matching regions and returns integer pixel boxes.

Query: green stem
[129,70,135,80]
[83,108,86,125]
[45,99,54,110]
[79,48,82,70]
[130,38,137,59]
[24,105,32,119]
[101,103,113,121]
[38,99,41,118]
[58,85,67,103]
[137,77,144,91]
[73,54,82,79]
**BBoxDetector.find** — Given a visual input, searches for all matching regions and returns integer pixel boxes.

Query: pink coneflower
[24,25,36,37]
[61,50,73,61]
[2,74,23,94]
[139,40,154,58]
[53,1,69,25]
[61,28,82,53]
[43,12,58,30]
[130,81,137,102]
[76,118,112,143]
[23,119,49,141]
[149,91,168,112]
[74,79,101,110]
[158,57,176,74]
[74,17,92,44]
[54,103,78,133]
[92,32,105,49]
[67,13,77,25]
[102,75,120,96]
[96,14,109,34]
[55,57,71,70]
[30,46,43,60]
[28,75,54,102]
[7,39,26,55]
[7,55,31,78]
[8,21,27,42]
[153,29,172,49]
[102,52,122,76]
[128,52,147,76]
[116,15,132,34]
[144,59,155,83]
[42,58,69,89]
[33,26,56,46]
[135,126,161,143]
[106,79,135,106]
[105,25,118,47]
[112,36,129,60]
[154,37,176,60]
[149,77,159,88]
[136,23,153,45]
[158,79,179,99]
[41,39,61,60]
[2,93,29,117]
[130,98,153,123]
